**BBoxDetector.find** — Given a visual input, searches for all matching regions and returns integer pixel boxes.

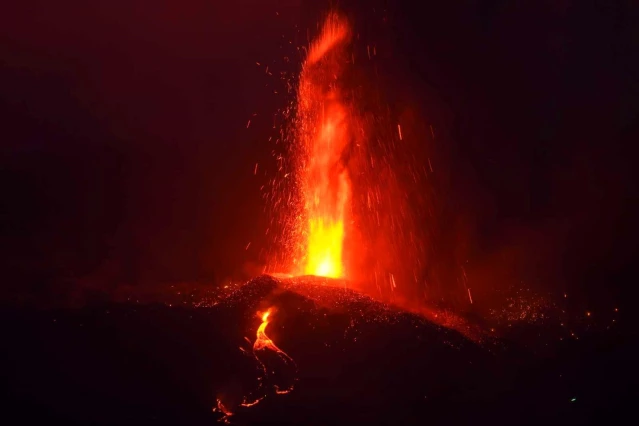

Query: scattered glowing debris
[213,399,233,424]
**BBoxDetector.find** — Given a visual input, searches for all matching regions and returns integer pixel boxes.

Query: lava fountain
[297,13,352,278]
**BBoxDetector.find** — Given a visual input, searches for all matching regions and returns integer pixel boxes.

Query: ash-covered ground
[1,275,634,425]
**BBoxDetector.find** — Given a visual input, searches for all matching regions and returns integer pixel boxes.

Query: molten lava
[253,307,296,396]
[215,306,296,423]
[245,306,296,400]
[254,307,284,353]
[297,12,352,279]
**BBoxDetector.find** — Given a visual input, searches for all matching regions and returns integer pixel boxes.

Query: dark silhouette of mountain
[1,275,634,425]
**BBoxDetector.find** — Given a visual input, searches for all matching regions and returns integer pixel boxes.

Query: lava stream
[252,308,294,361]
[215,307,296,423]
[241,307,296,406]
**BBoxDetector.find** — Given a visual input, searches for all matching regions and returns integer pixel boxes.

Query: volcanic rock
[1,275,631,425]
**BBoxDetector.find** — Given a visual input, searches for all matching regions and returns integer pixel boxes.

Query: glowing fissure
[298,12,352,278]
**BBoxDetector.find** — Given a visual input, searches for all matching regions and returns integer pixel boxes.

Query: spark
[397,124,403,140]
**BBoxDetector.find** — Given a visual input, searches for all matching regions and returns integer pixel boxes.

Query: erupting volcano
[2,1,632,425]
[297,13,352,278]
[215,17,356,419]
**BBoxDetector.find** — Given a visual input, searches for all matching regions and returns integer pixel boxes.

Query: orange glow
[253,308,294,366]
[298,12,352,278]
[304,216,345,277]
[217,307,296,421]
[254,308,279,352]
[213,399,233,424]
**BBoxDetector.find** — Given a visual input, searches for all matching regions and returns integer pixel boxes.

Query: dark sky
[406,1,636,309]
[2,1,306,290]
[1,1,637,308]
[386,0,638,307]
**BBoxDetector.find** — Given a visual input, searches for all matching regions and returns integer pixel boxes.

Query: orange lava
[213,399,233,424]
[215,306,296,422]
[254,308,281,352]
[298,12,352,279]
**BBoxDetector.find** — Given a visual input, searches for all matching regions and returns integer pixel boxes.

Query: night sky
[2,1,637,310]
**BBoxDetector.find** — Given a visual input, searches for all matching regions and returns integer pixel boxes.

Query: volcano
[1,275,632,425]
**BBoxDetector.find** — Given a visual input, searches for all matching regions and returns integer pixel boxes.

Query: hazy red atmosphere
[2,0,635,311]
[1,1,637,424]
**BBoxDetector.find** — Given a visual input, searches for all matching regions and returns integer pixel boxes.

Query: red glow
[296,12,353,279]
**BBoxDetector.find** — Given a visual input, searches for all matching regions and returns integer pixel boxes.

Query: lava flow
[215,306,296,423]
[297,12,352,279]
[242,307,296,403]
[252,307,295,373]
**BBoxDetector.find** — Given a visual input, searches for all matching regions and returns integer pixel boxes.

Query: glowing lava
[298,12,352,278]
[254,307,286,354]
[215,306,296,423]
[244,307,296,402]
